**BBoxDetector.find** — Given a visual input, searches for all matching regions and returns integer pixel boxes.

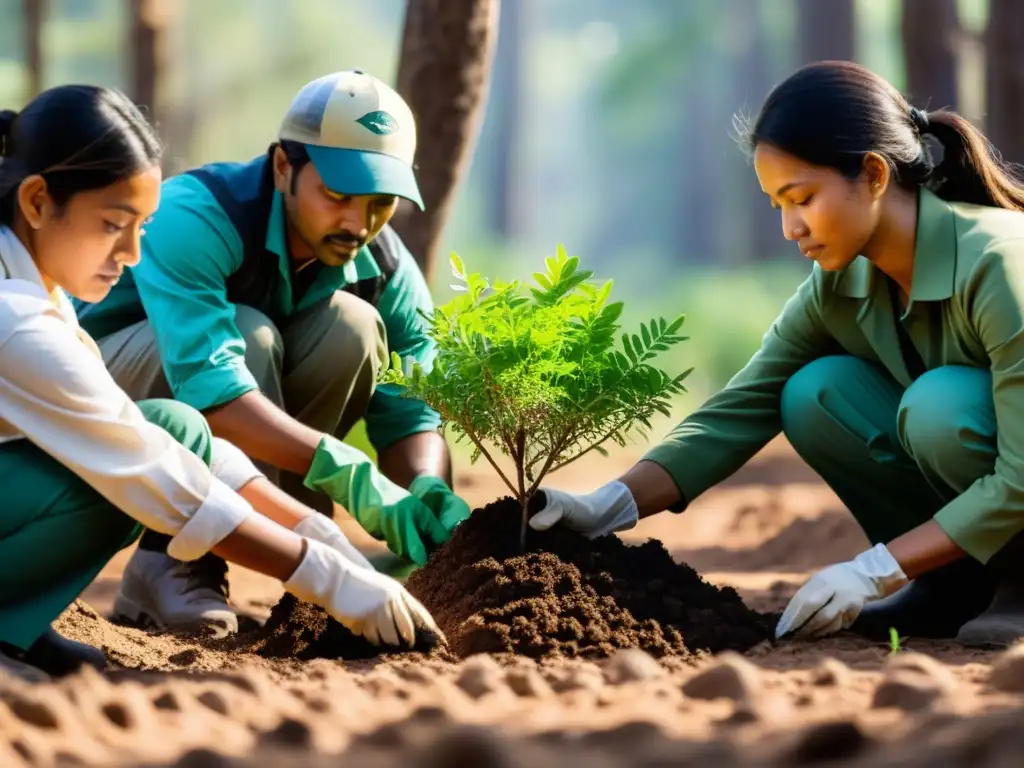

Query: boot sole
[111,594,237,639]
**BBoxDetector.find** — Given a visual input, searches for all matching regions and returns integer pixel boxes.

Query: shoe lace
[176,554,230,599]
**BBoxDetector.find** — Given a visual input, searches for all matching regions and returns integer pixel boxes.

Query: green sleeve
[131,177,258,412]
[364,240,442,450]
[642,268,839,508]
[934,240,1024,563]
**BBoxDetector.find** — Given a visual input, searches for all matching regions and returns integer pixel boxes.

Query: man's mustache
[323,232,366,249]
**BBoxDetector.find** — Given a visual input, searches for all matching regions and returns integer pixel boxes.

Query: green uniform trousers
[781,355,996,550]
[0,399,213,649]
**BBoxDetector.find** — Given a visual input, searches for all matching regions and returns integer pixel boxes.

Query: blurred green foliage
[0,0,992,462]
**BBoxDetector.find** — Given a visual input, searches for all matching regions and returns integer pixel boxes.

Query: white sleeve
[0,290,254,561]
[210,436,266,491]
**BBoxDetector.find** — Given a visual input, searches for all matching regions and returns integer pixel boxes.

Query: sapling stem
[515,428,528,552]
[519,494,529,552]
[377,250,690,555]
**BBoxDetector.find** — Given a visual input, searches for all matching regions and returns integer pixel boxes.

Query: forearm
[886,520,965,579]
[204,390,322,477]
[236,476,324,529]
[377,431,451,488]
[210,513,306,582]
[618,460,684,519]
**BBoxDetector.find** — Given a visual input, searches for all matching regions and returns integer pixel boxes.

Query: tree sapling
[380,247,692,549]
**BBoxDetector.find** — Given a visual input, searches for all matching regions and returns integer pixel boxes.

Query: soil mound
[406,498,773,659]
[244,498,772,661]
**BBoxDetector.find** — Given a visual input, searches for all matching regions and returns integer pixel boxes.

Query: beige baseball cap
[279,70,423,209]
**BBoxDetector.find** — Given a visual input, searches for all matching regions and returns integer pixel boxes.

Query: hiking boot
[0,627,105,678]
[956,578,1024,648]
[850,559,994,641]
[112,549,237,637]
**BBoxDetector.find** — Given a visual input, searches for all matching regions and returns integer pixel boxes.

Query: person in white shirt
[0,84,440,678]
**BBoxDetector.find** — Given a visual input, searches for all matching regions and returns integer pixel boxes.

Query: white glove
[775,543,909,639]
[528,480,639,539]
[293,513,375,571]
[209,437,265,491]
[284,538,443,648]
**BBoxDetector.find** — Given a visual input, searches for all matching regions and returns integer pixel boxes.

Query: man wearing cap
[76,70,469,635]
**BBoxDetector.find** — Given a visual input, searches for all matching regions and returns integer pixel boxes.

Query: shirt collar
[835,188,957,302]
[264,190,383,287]
[0,225,80,326]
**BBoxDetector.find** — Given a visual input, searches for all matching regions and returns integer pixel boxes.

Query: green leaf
[450,252,466,279]
[623,334,637,363]
[384,247,693,498]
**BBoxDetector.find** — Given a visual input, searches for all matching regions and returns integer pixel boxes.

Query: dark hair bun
[0,110,16,158]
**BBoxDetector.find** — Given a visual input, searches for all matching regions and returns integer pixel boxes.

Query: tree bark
[126,0,172,129]
[985,0,1024,165]
[22,0,44,102]
[390,0,501,280]
[486,0,524,239]
[796,0,854,64]
[901,0,959,111]
[732,0,778,260]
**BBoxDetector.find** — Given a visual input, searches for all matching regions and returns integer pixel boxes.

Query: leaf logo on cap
[355,110,399,135]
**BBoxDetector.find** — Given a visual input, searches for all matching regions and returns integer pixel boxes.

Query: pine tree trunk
[22,0,44,101]
[126,0,171,128]
[390,0,500,280]
[985,0,1024,165]
[901,0,959,111]
[796,0,854,64]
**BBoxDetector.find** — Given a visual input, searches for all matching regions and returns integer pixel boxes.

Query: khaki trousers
[97,291,388,538]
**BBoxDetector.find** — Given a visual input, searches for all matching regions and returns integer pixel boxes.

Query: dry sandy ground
[4,438,1024,766]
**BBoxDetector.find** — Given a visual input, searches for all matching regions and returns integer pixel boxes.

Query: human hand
[408,474,471,533]
[775,543,908,639]
[293,512,375,571]
[284,538,443,648]
[527,480,639,539]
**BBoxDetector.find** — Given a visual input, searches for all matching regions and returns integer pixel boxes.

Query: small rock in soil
[809,658,852,688]
[504,667,553,698]
[681,652,761,702]
[603,649,666,685]
[455,656,506,699]
[990,641,1024,692]
[871,653,956,712]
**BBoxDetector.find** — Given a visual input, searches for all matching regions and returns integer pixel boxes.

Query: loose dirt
[239,496,772,663]
[5,436,1021,767]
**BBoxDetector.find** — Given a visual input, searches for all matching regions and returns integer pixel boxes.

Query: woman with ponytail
[0,86,439,678]
[527,60,1024,647]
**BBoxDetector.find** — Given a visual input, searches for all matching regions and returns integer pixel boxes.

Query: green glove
[408,474,471,533]
[302,436,450,565]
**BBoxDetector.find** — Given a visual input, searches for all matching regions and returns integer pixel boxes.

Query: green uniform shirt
[76,171,441,451]
[644,188,1024,563]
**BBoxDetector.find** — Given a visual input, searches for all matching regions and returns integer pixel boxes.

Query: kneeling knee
[781,356,865,449]
[137,399,213,464]
[325,291,387,367]
[897,366,991,462]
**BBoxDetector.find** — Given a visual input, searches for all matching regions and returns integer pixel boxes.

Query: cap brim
[304,145,424,210]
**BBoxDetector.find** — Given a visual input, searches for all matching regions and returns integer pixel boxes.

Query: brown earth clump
[244,497,773,661]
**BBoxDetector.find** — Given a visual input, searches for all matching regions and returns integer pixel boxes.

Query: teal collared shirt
[76,172,440,450]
